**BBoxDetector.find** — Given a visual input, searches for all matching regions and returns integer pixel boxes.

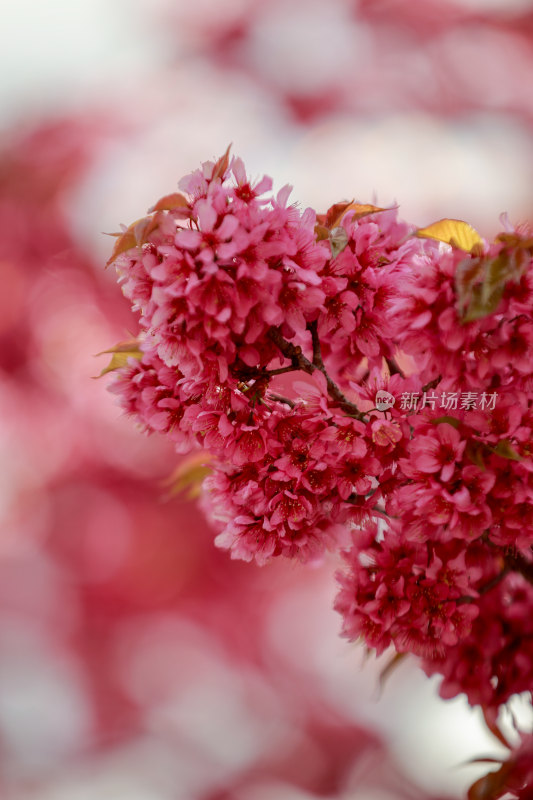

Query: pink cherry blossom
[408,422,466,483]
[108,154,533,746]
[335,522,481,658]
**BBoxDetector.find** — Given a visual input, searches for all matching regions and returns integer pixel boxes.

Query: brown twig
[266,366,298,376]
[457,552,533,607]
[504,551,533,585]
[478,568,510,596]
[456,568,510,605]
[308,320,324,369]
[268,326,367,421]
[385,357,405,378]
[267,393,296,408]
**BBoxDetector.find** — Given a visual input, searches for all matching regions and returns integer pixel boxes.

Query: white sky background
[3,0,533,239]
[1,0,533,796]
[0,0,175,124]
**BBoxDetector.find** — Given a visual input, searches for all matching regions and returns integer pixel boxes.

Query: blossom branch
[458,552,533,608]
[505,551,533,585]
[109,152,533,723]
[385,356,405,378]
[308,320,324,369]
[456,568,510,605]
[265,365,299,376]
[267,392,296,408]
[477,568,510,596]
[268,326,367,421]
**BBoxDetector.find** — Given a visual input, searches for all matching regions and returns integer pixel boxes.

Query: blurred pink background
[1,1,533,797]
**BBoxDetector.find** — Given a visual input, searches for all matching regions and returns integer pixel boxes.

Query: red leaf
[212,144,232,181]
[314,223,330,241]
[378,651,408,694]
[467,767,508,800]
[482,707,512,750]
[321,200,388,231]
[105,213,164,267]
[148,192,190,213]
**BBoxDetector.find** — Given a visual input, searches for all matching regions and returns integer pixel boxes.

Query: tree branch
[266,365,298,376]
[267,393,296,408]
[268,326,367,421]
[308,320,324,369]
[457,552,533,608]
[385,356,405,378]
[504,551,533,585]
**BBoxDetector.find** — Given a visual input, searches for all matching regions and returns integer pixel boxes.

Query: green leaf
[430,416,460,429]
[458,253,507,322]
[491,439,522,461]
[329,226,349,258]
[456,245,530,322]
[461,284,505,322]
[465,441,486,471]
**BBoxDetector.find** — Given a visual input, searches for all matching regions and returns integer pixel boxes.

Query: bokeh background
[2,1,533,797]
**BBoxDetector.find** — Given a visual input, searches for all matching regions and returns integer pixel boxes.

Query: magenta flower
[336,523,481,659]
[409,423,466,482]
[107,153,533,743]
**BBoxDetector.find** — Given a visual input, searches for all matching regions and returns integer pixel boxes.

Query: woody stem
[458,552,533,606]
[267,393,295,408]
[504,551,533,585]
[267,325,367,421]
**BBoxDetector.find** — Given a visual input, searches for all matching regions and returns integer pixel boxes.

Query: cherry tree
[105,149,533,800]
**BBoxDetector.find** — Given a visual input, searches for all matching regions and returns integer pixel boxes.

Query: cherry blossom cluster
[109,150,416,565]
[115,150,327,394]
[335,520,482,660]
[336,228,533,713]
[107,152,533,785]
[200,401,405,565]
[423,571,533,710]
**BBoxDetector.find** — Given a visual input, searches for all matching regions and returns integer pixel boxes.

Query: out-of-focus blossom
[5,0,533,796]
[0,113,460,800]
